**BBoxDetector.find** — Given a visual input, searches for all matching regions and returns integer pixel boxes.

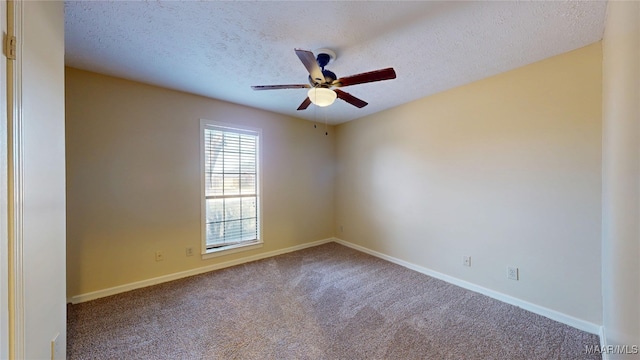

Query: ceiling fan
[251,48,396,110]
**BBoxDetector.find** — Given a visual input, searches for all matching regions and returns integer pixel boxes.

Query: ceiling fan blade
[335,89,368,108]
[297,97,312,111]
[333,67,396,87]
[251,84,310,90]
[295,49,325,84]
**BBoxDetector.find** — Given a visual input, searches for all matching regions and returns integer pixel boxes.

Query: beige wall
[66,36,615,334]
[335,43,602,325]
[65,68,335,297]
[602,0,640,351]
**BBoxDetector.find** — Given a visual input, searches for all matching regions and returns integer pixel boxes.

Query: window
[201,120,261,255]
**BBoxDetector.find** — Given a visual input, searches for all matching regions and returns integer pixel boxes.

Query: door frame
[3,0,25,358]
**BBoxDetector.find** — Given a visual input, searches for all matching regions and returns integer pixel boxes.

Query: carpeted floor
[67,242,601,359]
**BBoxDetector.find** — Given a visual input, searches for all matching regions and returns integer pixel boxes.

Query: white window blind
[203,124,260,250]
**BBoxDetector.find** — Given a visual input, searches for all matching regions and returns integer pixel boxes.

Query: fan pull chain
[324,110,328,136]
[310,99,327,136]
[313,98,319,130]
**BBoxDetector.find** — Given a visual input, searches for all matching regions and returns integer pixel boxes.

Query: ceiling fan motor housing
[308,69,336,86]
[322,69,336,83]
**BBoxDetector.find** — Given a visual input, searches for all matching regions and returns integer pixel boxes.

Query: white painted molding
[69,238,334,304]
[70,236,602,337]
[333,238,601,335]
[0,1,9,358]
[599,326,610,360]
[8,1,25,358]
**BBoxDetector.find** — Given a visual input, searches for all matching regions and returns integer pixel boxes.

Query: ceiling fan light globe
[308,88,337,107]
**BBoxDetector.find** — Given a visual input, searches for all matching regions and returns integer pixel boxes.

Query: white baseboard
[68,237,334,304]
[599,326,610,360]
[333,238,601,335]
[69,236,602,337]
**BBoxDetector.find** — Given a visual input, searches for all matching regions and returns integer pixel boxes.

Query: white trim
[202,241,263,259]
[199,118,263,256]
[69,236,602,336]
[333,238,601,335]
[0,0,9,357]
[7,1,25,358]
[68,238,334,304]
[599,326,610,360]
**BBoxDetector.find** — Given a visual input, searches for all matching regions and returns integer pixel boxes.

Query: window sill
[201,241,263,260]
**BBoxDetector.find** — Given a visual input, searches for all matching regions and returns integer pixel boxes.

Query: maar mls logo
[585,344,639,355]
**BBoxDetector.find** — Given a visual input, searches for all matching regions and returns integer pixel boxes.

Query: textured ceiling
[64,1,607,125]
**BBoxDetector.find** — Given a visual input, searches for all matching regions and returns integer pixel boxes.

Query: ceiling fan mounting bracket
[314,48,336,68]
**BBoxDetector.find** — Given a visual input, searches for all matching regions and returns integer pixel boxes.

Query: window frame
[199,119,263,258]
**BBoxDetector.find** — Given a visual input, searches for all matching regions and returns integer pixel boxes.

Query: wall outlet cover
[463,256,471,267]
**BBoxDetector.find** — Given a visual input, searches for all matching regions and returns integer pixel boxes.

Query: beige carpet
[67,242,600,359]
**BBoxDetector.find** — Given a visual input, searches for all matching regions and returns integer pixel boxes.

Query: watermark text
[585,344,639,355]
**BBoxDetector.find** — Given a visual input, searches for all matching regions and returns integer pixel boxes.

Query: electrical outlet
[186,247,194,256]
[155,251,164,262]
[463,256,471,267]
[507,266,519,280]
[340,225,344,233]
